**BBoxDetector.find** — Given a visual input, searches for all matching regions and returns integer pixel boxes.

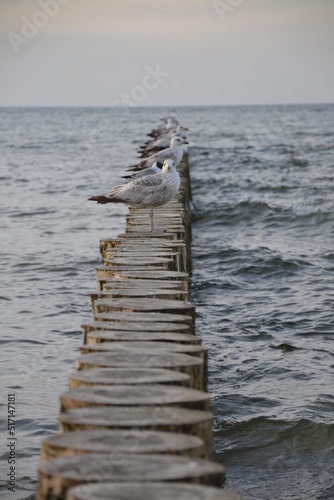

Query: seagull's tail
[88,188,124,204]
[88,195,112,204]
[138,149,159,158]
[126,164,142,172]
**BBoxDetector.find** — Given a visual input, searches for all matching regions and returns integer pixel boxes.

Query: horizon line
[0,101,333,109]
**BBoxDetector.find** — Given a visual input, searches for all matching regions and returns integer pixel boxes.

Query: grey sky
[1,0,333,106]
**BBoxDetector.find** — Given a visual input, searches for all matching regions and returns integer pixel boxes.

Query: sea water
[0,105,333,499]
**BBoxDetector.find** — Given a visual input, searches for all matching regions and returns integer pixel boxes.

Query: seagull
[122,162,163,180]
[126,136,188,172]
[147,116,179,138]
[143,125,188,146]
[138,129,189,157]
[88,159,180,233]
[138,133,182,157]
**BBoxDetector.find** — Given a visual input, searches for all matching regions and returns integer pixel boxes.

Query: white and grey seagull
[139,126,189,157]
[126,136,188,172]
[122,162,163,180]
[147,116,179,138]
[88,159,180,233]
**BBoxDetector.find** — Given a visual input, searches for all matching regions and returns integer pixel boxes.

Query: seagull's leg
[150,207,154,232]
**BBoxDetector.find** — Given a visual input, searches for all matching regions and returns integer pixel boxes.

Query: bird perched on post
[88,159,180,233]
[138,127,189,157]
[126,136,188,172]
[122,161,163,180]
[147,116,179,138]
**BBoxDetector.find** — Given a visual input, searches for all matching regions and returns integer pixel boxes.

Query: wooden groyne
[36,124,240,500]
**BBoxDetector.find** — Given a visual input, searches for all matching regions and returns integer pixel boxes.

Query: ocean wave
[212,415,334,499]
[215,416,334,449]
[192,199,333,230]
[232,254,307,276]
[9,208,57,218]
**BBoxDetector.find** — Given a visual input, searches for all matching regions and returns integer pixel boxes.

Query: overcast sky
[1,0,333,106]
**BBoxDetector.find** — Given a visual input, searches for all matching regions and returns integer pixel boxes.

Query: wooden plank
[90,289,188,301]
[100,236,186,247]
[128,209,185,217]
[81,321,190,338]
[126,218,184,228]
[103,246,185,265]
[92,297,195,319]
[60,385,210,412]
[111,270,188,281]
[97,265,168,276]
[97,268,188,280]
[67,482,241,500]
[128,204,186,212]
[105,249,179,256]
[117,232,180,241]
[99,239,187,272]
[100,278,184,289]
[85,330,201,345]
[125,217,185,227]
[97,278,185,293]
[126,219,185,229]
[96,268,189,291]
[127,212,184,219]
[59,407,212,450]
[125,226,186,236]
[37,454,225,499]
[94,311,193,328]
[91,298,195,330]
[100,238,186,251]
[74,352,204,389]
[103,256,175,270]
[69,367,191,389]
[79,342,207,389]
[79,341,207,365]
[40,429,204,462]
[103,251,180,271]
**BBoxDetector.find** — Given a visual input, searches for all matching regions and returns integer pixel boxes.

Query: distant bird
[147,116,179,138]
[88,159,180,233]
[122,162,163,180]
[126,136,188,172]
[141,125,188,147]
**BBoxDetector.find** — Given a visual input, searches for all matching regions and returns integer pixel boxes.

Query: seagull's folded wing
[117,173,166,205]
[126,149,169,171]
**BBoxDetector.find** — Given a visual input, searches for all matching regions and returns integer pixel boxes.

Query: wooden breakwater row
[36,138,240,499]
